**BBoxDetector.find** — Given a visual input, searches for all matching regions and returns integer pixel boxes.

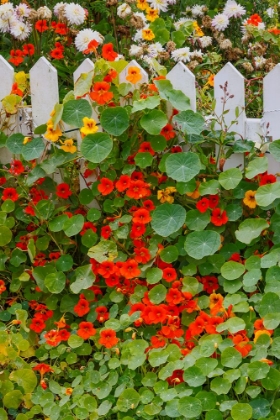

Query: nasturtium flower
[0,280,6,294]
[60,139,77,154]
[80,117,99,137]
[137,0,149,10]
[146,7,159,21]
[44,122,62,142]
[56,183,72,199]
[102,43,118,61]
[89,81,113,105]
[126,66,142,84]
[77,321,96,339]
[243,190,257,208]
[142,28,155,41]
[99,329,119,348]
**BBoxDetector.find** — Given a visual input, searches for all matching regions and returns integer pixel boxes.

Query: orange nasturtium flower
[126,66,142,84]
[142,28,155,41]
[186,180,201,199]
[243,190,257,209]
[89,81,114,105]
[146,7,159,22]
[207,74,215,87]
[137,0,149,10]
[44,121,62,142]
[80,117,99,137]
[60,139,77,153]
[209,293,224,316]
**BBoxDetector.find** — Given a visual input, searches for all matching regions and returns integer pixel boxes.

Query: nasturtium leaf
[88,240,118,262]
[178,397,202,418]
[255,183,280,207]
[185,209,210,231]
[68,335,84,349]
[117,389,140,412]
[45,272,66,294]
[173,110,205,135]
[196,391,217,411]
[231,403,252,420]
[140,109,168,135]
[56,255,73,272]
[6,133,24,154]
[248,361,270,381]
[199,180,220,196]
[195,358,218,376]
[146,267,162,284]
[2,94,21,114]
[219,168,242,190]
[184,231,221,259]
[35,200,55,220]
[0,226,12,246]
[221,261,245,280]
[62,99,92,127]
[159,246,178,263]
[148,284,167,304]
[246,157,268,179]
[258,292,280,317]
[225,204,243,221]
[165,152,201,182]
[49,215,68,232]
[221,347,242,368]
[3,390,23,409]
[1,199,15,213]
[70,264,95,294]
[183,366,206,387]
[135,152,153,168]
[10,369,37,393]
[74,70,94,98]
[269,139,280,161]
[132,95,161,112]
[63,214,84,236]
[10,248,26,267]
[216,317,245,334]
[210,378,231,395]
[22,137,45,160]
[263,313,280,329]
[81,133,113,163]
[205,410,223,420]
[100,107,129,136]
[149,135,167,152]
[79,188,94,205]
[249,398,270,419]
[261,368,280,390]
[235,218,269,245]
[151,203,186,237]
[154,79,191,111]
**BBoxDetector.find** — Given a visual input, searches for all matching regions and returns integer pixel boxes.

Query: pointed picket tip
[263,64,280,141]
[214,62,245,138]
[30,57,59,126]
[0,55,14,100]
[73,58,95,83]
[167,62,196,111]
[119,59,148,89]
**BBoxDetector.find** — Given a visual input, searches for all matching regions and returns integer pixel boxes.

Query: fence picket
[263,64,280,141]
[166,62,196,111]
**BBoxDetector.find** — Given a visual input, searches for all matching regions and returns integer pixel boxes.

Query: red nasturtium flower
[50,48,64,60]
[138,141,155,155]
[101,43,118,61]
[101,225,112,239]
[11,83,23,96]
[95,306,109,322]
[77,321,96,339]
[74,298,90,317]
[246,13,262,26]
[162,267,177,282]
[211,208,228,226]
[8,49,24,66]
[9,159,24,175]
[80,221,97,236]
[160,124,176,140]
[35,19,49,32]
[99,329,119,348]
[132,208,151,224]
[0,280,6,294]
[55,22,68,35]
[44,330,62,346]
[32,363,54,376]
[23,43,35,56]
[2,187,19,201]
[196,197,210,213]
[259,173,277,186]
[115,175,131,192]
[89,82,114,105]
[56,183,72,199]
[120,259,141,279]
[30,317,46,333]
[98,178,114,195]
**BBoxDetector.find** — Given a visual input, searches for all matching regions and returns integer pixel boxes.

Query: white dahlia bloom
[223,1,246,18]
[10,19,31,40]
[129,44,144,57]
[191,5,205,17]
[0,3,14,20]
[64,3,86,25]
[254,56,266,69]
[53,2,65,17]
[198,36,212,48]
[147,42,164,57]
[191,49,203,59]
[147,0,168,12]
[117,3,132,18]
[171,47,191,62]
[15,3,30,19]
[75,28,103,52]
[212,13,229,31]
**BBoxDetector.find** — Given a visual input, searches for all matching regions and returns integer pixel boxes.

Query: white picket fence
[0,55,280,173]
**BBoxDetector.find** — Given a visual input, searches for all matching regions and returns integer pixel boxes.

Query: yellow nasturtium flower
[157,187,177,204]
[60,139,77,154]
[80,117,99,137]
[146,7,159,22]
[193,21,204,37]
[243,190,257,209]
[137,0,149,10]
[142,28,155,41]
[44,121,62,142]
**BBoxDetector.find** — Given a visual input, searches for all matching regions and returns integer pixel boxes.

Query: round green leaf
[185,209,210,231]
[117,389,140,412]
[210,378,231,395]
[22,137,45,160]
[146,267,162,284]
[248,361,270,381]
[221,261,245,280]
[135,152,153,168]
[165,152,201,182]
[140,110,168,135]
[1,199,15,213]
[256,183,280,207]
[205,410,223,420]
[70,264,95,294]
[196,391,217,411]
[56,255,73,271]
[269,139,280,161]
[178,397,202,418]
[49,214,69,232]
[10,369,37,393]
[219,168,242,190]
[246,157,268,179]
[221,347,242,368]
[62,99,92,127]
[226,204,243,221]
[100,107,129,136]
[148,284,167,304]
[159,246,178,263]
[173,110,205,135]
[249,398,270,419]
[0,226,12,246]
[6,133,24,154]
[63,214,84,236]
[149,135,167,152]
[231,403,252,420]
[79,188,94,205]
[3,390,23,409]
[45,272,66,294]
[151,203,186,237]
[183,367,206,387]
[261,367,280,390]
[68,334,84,348]
[235,218,269,245]
[81,133,113,163]
[184,231,221,260]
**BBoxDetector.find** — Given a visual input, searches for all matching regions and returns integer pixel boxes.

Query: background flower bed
[1,1,280,420]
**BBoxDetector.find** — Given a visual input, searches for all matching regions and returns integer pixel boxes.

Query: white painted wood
[167,62,196,111]
[73,58,94,83]
[119,59,148,90]
[263,64,280,141]
[29,57,59,126]
[0,56,14,100]
[214,63,245,138]
[245,118,262,142]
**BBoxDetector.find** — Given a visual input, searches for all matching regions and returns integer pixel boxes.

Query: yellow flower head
[146,7,159,22]
[157,187,176,204]
[44,123,62,142]
[80,117,99,137]
[193,21,204,37]
[243,190,257,209]
[126,66,142,84]
[137,0,149,10]
[60,139,77,154]
[207,74,215,87]
[23,136,32,145]
[142,28,155,41]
